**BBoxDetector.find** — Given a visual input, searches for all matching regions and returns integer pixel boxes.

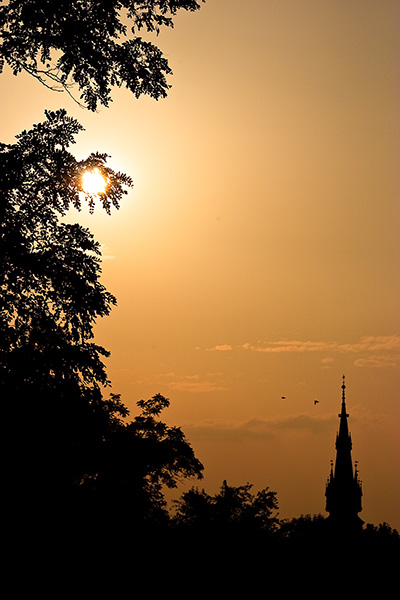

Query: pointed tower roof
[325,376,363,531]
[334,375,353,482]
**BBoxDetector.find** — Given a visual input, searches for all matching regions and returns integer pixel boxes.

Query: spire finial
[339,375,349,418]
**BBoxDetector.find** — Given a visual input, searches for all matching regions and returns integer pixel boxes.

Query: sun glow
[81,168,108,195]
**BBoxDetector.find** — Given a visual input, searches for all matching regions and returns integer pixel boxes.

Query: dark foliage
[173,479,279,535]
[277,513,400,579]
[1,110,133,505]
[0,109,132,395]
[1,113,131,388]
[78,393,204,526]
[0,0,205,110]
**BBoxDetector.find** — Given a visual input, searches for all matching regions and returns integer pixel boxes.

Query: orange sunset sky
[1,0,399,529]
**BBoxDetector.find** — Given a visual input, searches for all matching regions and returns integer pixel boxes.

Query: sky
[1,0,399,530]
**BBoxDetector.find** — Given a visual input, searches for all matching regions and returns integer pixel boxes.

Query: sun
[81,167,108,195]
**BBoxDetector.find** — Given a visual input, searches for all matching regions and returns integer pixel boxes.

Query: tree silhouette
[169,480,281,582]
[174,480,279,535]
[1,109,133,507]
[0,0,205,110]
[278,513,328,546]
[79,394,204,526]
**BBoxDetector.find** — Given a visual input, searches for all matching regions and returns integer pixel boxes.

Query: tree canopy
[0,0,205,110]
[0,108,132,395]
[81,393,204,524]
[1,109,132,497]
[173,480,279,534]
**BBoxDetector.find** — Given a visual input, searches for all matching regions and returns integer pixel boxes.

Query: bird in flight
[314,400,319,405]
[281,396,286,399]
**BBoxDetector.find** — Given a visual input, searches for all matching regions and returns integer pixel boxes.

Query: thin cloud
[203,335,400,366]
[166,379,228,394]
[184,414,338,442]
[144,372,228,394]
[244,336,400,354]
[321,357,334,369]
[353,356,399,368]
[205,344,233,352]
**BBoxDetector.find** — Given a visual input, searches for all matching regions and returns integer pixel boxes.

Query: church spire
[325,376,363,531]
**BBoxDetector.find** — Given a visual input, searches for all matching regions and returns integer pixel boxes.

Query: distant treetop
[0,0,205,111]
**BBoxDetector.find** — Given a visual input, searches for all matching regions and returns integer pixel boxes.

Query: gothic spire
[325,376,363,531]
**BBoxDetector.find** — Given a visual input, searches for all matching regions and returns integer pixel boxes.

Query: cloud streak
[134,372,228,394]
[184,414,339,443]
[204,335,400,366]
